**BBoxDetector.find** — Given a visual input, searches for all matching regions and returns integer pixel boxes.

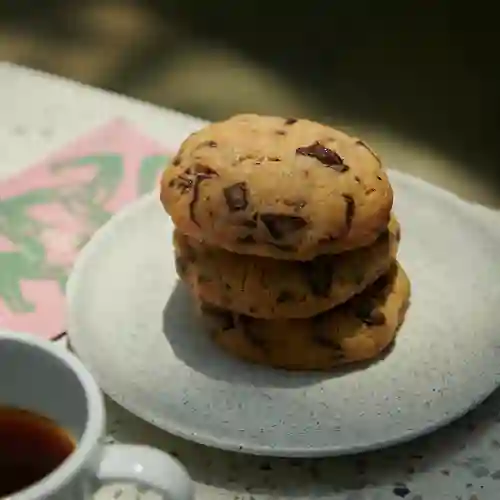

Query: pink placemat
[0,119,170,339]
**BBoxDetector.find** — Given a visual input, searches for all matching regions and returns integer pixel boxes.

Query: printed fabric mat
[0,118,170,339]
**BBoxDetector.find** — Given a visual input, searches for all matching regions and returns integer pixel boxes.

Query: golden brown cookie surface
[198,263,411,371]
[175,217,400,319]
[161,114,393,260]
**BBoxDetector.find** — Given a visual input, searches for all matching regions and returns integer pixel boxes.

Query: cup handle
[96,444,194,500]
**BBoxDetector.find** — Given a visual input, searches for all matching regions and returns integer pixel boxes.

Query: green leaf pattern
[0,153,169,313]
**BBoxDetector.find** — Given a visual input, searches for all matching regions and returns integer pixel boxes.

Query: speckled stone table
[2,62,500,500]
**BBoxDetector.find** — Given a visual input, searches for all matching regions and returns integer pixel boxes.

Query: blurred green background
[1,0,499,204]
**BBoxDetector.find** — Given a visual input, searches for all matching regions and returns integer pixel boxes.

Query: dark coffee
[0,406,75,496]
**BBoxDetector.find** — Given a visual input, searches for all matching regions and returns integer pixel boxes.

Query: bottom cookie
[198,262,410,371]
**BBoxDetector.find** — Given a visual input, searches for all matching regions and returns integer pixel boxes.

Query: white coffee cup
[0,330,194,500]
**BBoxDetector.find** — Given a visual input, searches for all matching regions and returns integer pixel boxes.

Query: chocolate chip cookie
[197,263,410,370]
[160,114,393,260]
[175,216,400,319]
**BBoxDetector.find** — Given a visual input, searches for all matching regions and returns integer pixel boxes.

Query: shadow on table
[158,282,500,496]
[161,280,393,389]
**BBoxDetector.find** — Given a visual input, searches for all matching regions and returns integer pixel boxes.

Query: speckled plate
[67,170,500,457]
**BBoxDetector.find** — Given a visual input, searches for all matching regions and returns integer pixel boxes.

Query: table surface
[2,62,500,500]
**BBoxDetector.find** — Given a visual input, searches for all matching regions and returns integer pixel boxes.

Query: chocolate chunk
[188,176,205,224]
[201,303,235,331]
[296,141,349,171]
[172,155,181,166]
[342,194,355,230]
[168,179,176,188]
[277,290,294,303]
[260,213,307,240]
[354,301,386,325]
[268,156,281,162]
[284,198,307,211]
[300,255,334,297]
[237,234,256,244]
[354,175,361,183]
[276,129,287,135]
[187,166,219,225]
[377,175,382,180]
[223,182,248,212]
[285,117,298,125]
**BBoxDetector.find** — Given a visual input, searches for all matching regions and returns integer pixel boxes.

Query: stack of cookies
[160,114,411,371]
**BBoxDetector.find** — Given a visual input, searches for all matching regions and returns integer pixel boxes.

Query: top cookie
[160,114,393,259]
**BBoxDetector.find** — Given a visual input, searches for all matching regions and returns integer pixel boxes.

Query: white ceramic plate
[67,170,500,457]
